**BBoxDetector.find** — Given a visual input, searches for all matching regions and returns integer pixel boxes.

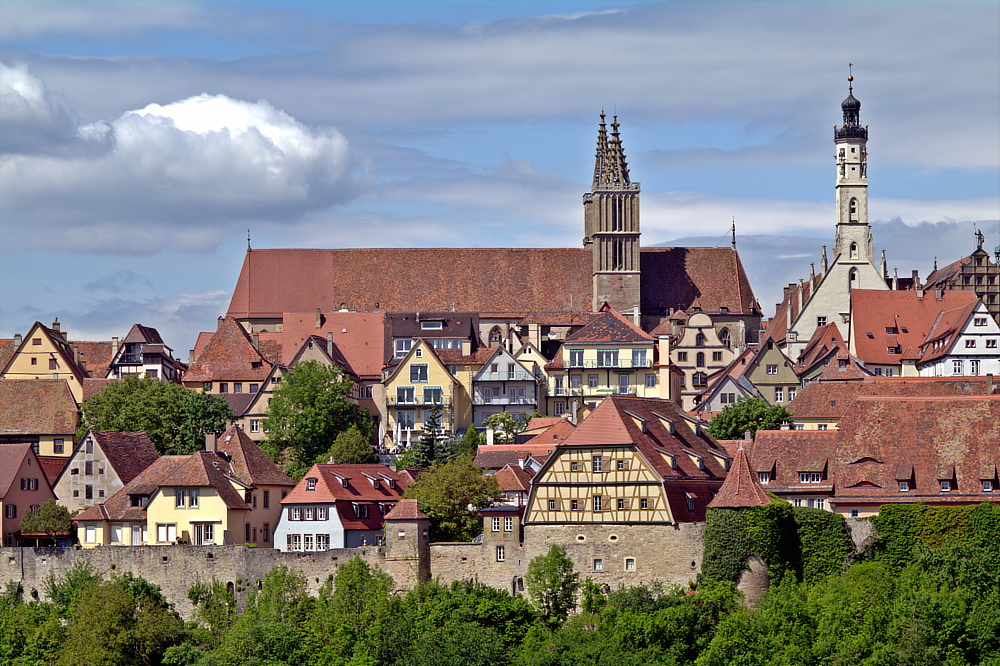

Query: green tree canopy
[484,412,530,445]
[19,500,73,536]
[402,457,500,541]
[525,545,580,628]
[262,360,375,478]
[707,395,793,440]
[78,375,232,455]
[323,424,379,465]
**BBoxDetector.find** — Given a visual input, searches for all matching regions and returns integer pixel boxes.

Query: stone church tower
[583,112,641,316]
[833,73,877,277]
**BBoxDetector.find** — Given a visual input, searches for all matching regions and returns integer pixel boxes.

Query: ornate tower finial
[731,218,737,250]
[247,229,252,252]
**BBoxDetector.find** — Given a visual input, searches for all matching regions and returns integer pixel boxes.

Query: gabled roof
[226,247,760,321]
[72,341,114,379]
[495,464,534,492]
[708,444,772,508]
[37,456,68,486]
[473,346,535,381]
[281,463,407,505]
[521,417,566,434]
[521,418,576,446]
[0,380,78,435]
[162,451,251,509]
[850,289,979,366]
[75,455,193,523]
[814,350,873,382]
[183,317,275,383]
[795,323,846,375]
[215,425,295,487]
[280,311,387,378]
[563,306,655,345]
[919,301,990,364]
[0,444,40,497]
[122,323,165,345]
[0,321,90,382]
[474,444,557,471]
[86,430,159,485]
[747,430,839,488]
[0,339,16,372]
[384,498,428,521]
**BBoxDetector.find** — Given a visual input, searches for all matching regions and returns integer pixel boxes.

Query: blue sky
[1,0,998,359]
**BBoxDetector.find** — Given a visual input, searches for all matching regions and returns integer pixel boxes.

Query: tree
[263,361,374,477]
[484,412,528,445]
[411,402,444,467]
[455,426,482,459]
[78,375,232,455]
[324,424,378,464]
[707,395,793,440]
[525,545,580,628]
[19,500,73,537]
[402,458,501,541]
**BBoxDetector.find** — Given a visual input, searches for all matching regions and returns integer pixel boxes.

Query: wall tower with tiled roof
[584,112,641,315]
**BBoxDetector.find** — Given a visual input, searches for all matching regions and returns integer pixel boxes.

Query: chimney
[217,316,225,329]
[935,289,944,301]
[51,318,60,333]
[780,422,791,431]
[461,339,471,355]
[912,270,920,290]
[205,433,217,452]
[111,336,119,357]
[327,331,334,358]
[892,268,898,291]
[744,429,753,440]
[987,373,994,395]
[517,458,525,469]
[13,333,21,348]
[916,289,925,299]
[316,308,322,329]
[252,332,260,349]
[189,349,195,364]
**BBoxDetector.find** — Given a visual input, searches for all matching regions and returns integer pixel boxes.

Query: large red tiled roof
[90,430,159,485]
[0,380,78,435]
[216,425,295,487]
[564,306,654,344]
[521,418,576,446]
[0,444,35,496]
[746,430,840,492]
[281,463,407,505]
[474,446,555,471]
[788,375,996,420]
[183,317,274,383]
[850,290,979,366]
[384,498,428,521]
[166,451,252,510]
[495,464,534,492]
[226,247,759,320]
[75,456,188,523]
[281,312,387,378]
[918,301,983,364]
[795,323,845,374]
[82,378,115,402]
[37,456,68,487]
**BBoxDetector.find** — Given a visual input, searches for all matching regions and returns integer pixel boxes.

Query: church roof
[226,246,759,321]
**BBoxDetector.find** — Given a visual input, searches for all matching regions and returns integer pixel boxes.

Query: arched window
[849,268,858,290]
[719,328,731,349]
[850,242,859,259]
[695,332,706,347]
[692,372,707,388]
[489,327,503,346]
[696,352,706,367]
[849,198,858,222]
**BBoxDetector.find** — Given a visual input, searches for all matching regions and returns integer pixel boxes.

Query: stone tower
[583,112,641,315]
[832,70,875,270]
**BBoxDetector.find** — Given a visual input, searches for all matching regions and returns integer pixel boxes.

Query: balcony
[566,358,652,370]
[834,125,868,140]
[480,370,536,382]
[472,395,537,406]
[386,396,452,407]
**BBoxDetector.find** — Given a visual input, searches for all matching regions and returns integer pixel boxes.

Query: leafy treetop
[707,395,793,440]
[402,457,500,541]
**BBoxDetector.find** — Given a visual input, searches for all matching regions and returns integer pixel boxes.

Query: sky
[1,0,998,361]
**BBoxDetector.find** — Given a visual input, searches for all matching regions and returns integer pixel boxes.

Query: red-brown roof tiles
[384,498,429,521]
[216,425,295,488]
[281,312,387,378]
[708,444,772,508]
[564,306,654,344]
[90,430,159,485]
[0,380,78,435]
[183,316,274,383]
[495,464,534,492]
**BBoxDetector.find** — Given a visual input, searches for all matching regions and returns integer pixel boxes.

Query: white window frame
[496,545,505,562]
[504,516,513,532]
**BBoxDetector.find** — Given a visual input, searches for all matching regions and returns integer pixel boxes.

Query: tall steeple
[584,111,641,315]
[833,66,875,266]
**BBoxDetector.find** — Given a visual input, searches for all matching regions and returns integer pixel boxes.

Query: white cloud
[0,71,358,253]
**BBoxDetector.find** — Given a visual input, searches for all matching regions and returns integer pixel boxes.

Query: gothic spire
[593,111,631,188]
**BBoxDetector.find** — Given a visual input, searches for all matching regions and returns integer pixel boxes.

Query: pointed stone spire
[593,112,631,187]
[592,110,609,188]
[892,267,899,290]
[810,262,816,282]
[821,245,829,273]
[880,249,887,279]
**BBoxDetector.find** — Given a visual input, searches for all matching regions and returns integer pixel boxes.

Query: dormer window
[306,478,317,491]
[421,320,443,330]
[940,480,951,492]
[758,472,770,485]
[799,472,822,484]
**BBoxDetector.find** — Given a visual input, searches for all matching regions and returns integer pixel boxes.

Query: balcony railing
[479,371,536,382]
[386,396,452,407]
[566,358,651,370]
[472,395,537,406]
[552,387,636,397]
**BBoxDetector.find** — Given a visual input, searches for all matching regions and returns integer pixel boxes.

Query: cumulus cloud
[0,69,359,253]
[0,62,84,155]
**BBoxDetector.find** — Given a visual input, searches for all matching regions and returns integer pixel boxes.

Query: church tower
[583,112,641,315]
[832,70,875,269]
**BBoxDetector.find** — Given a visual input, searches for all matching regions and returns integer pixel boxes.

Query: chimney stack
[111,336,119,357]
[51,318,60,333]
[252,332,260,349]
[217,316,224,329]
[13,333,21,348]
[327,331,334,358]
[205,433,217,452]
[316,308,322,329]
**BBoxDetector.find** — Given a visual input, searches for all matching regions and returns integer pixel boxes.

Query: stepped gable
[92,431,159,485]
[850,289,978,366]
[640,247,759,316]
[834,396,1000,503]
[215,425,294,488]
[707,443,771,508]
[183,316,274,383]
[0,379,77,434]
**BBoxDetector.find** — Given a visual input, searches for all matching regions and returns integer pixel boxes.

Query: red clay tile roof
[564,306,654,344]
[521,418,576,446]
[923,256,969,288]
[89,430,159,485]
[0,380,78,435]
[226,247,759,320]
[183,317,274,383]
[795,323,845,374]
[708,444,772,508]
[474,445,555,471]
[521,417,567,433]
[850,290,979,366]
[813,350,873,382]
[281,463,407,505]
[384,498,429,521]
[75,455,191,523]
[122,324,164,345]
[0,339,16,373]
[82,378,115,402]
[281,312,387,378]
[918,301,983,364]
[747,430,840,490]
[788,375,997,420]
[495,464,534,492]
[36,456,67,486]
[216,425,295,487]
[72,341,113,379]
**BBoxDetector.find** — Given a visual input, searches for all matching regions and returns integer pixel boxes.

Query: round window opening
[609,534,619,542]
[576,535,586,542]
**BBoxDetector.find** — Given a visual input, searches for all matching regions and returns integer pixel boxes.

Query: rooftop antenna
[247,229,252,252]
[731,217,737,250]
